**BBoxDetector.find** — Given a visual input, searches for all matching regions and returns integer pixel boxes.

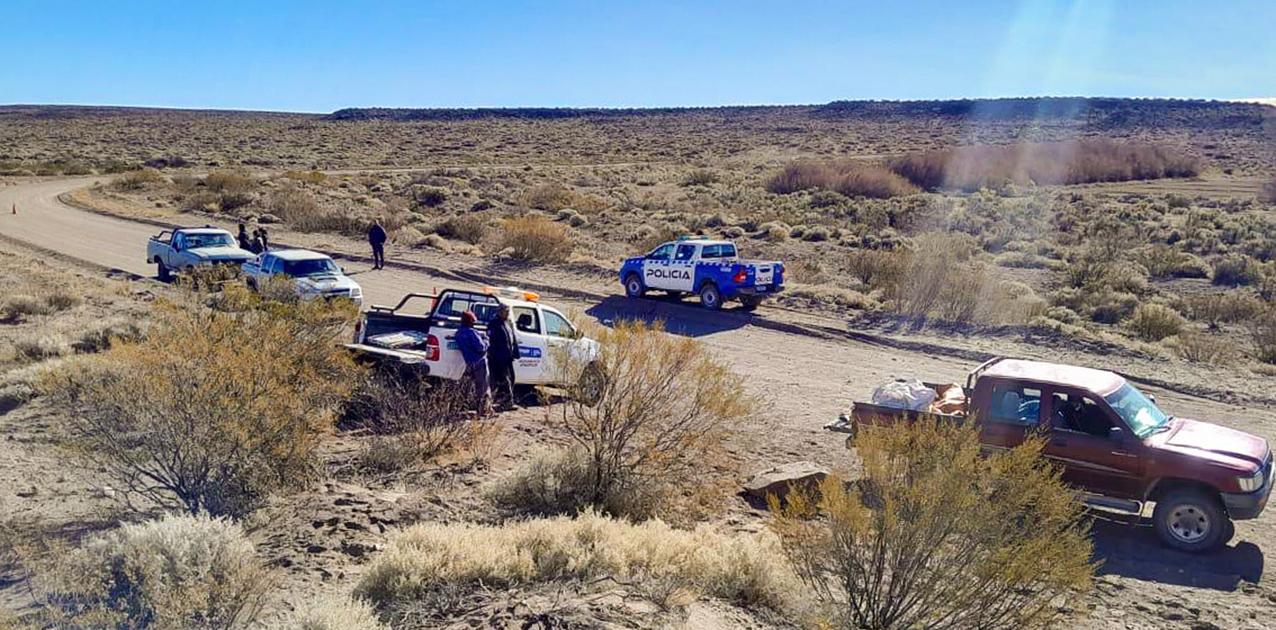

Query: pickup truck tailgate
[344,343,429,365]
[755,264,775,286]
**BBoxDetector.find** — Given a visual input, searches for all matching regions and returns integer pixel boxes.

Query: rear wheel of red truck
[1153,489,1227,552]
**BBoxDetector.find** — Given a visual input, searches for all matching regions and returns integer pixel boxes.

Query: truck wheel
[740,296,763,311]
[699,283,722,310]
[624,274,646,298]
[156,261,171,282]
[575,362,607,407]
[1153,489,1226,552]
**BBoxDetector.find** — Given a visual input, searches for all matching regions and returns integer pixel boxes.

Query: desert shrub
[205,171,253,192]
[14,334,70,362]
[355,511,794,616]
[1126,303,1185,341]
[501,320,753,520]
[759,221,790,242]
[1262,175,1276,204]
[766,160,918,199]
[414,187,448,208]
[994,251,1055,269]
[521,184,576,211]
[1167,331,1237,365]
[434,215,488,244]
[771,420,1092,630]
[847,248,909,290]
[72,320,148,354]
[46,291,362,516]
[682,169,719,186]
[497,216,573,264]
[1211,254,1264,286]
[889,140,1200,191]
[267,596,386,630]
[1249,308,1276,364]
[342,374,491,474]
[112,168,165,191]
[44,513,268,630]
[1180,293,1261,329]
[283,171,327,184]
[1136,245,1211,279]
[802,225,831,242]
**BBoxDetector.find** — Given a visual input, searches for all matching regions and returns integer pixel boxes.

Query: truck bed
[825,381,967,436]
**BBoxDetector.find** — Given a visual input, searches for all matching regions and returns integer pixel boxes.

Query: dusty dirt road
[2,176,1276,629]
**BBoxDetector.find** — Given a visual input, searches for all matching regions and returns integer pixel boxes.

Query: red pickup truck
[826,358,1272,552]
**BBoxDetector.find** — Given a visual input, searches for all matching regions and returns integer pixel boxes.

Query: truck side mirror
[1108,427,1127,443]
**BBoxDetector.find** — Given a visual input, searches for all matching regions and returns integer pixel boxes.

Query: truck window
[436,294,498,323]
[543,311,574,339]
[172,233,186,250]
[513,307,539,334]
[989,385,1042,427]
[264,256,280,274]
[648,244,674,261]
[675,244,696,261]
[701,244,736,259]
[1051,393,1115,437]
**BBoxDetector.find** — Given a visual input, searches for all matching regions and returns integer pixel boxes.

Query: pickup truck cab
[620,238,784,310]
[147,226,254,281]
[243,249,363,306]
[347,287,602,388]
[827,358,1272,552]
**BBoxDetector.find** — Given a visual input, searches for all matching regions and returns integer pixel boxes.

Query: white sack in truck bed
[366,330,429,350]
[871,379,937,411]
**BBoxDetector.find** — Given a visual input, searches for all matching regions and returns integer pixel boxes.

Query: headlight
[1238,468,1265,493]
[350,287,362,297]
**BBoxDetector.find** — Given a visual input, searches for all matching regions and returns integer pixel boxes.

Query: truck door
[981,382,1044,452]
[642,243,677,291]
[169,232,185,266]
[541,309,580,385]
[666,244,698,292]
[1043,388,1145,498]
[511,306,547,385]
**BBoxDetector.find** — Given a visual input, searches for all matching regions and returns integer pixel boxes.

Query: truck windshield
[283,259,339,277]
[1104,383,1170,438]
[184,233,233,248]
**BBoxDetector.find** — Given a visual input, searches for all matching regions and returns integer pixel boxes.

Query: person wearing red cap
[455,310,492,416]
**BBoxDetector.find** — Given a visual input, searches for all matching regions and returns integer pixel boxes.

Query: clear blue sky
[3,0,1272,112]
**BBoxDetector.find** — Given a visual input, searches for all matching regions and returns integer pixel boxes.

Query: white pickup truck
[347,287,602,390]
[147,226,255,281]
[242,249,363,305]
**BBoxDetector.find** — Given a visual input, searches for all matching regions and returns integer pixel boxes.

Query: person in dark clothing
[368,220,387,270]
[486,305,521,411]
[237,223,252,251]
[455,310,492,416]
[258,227,271,252]
[251,229,265,255]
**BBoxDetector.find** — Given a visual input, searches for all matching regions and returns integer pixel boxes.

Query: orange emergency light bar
[483,286,540,302]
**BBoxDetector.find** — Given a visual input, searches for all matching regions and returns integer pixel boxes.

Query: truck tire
[740,296,763,311]
[699,283,722,310]
[575,362,607,407]
[1153,489,1226,552]
[624,274,646,298]
[156,260,171,282]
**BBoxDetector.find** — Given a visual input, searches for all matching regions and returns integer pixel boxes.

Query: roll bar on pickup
[966,357,1007,392]
[151,230,173,243]
[369,292,439,314]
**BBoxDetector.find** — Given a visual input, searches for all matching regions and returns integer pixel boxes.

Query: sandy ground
[1,177,1276,628]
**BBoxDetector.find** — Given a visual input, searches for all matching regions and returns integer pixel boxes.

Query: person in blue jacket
[455,310,492,416]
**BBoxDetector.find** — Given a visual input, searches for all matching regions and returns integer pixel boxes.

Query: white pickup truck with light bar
[346,286,603,389]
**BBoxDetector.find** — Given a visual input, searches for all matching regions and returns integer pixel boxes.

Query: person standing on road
[237,223,252,250]
[486,305,521,411]
[368,219,387,270]
[456,310,493,417]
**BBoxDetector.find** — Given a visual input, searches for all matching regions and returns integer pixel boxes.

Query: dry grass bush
[112,168,165,191]
[1126,303,1186,341]
[1211,253,1264,286]
[355,511,795,615]
[1135,245,1210,279]
[342,374,488,474]
[283,170,327,184]
[1,287,81,322]
[434,214,488,244]
[71,319,148,354]
[771,420,1092,630]
[889,140,1200,191]
[498,320,753,520]
[1262,175,1276,204]
[267,596,386,630]
[498,215,574,264]
[1248,307,1276,364]
[522,184,610,213]
[1167,331,1237,365]
[266,188,362,234]
[766,160,918,199]
[13,334,70,363]
[205,170,254,192]
[1181,292,1262,330]
[682,168,720,186]
[46,289,362,516]
[41,513,269,630]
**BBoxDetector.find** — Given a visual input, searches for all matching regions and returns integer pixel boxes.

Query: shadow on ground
[585,295,754,338]
[1091,518,1264,590]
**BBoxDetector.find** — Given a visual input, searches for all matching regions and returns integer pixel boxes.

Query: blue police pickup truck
[620,238,785,310]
